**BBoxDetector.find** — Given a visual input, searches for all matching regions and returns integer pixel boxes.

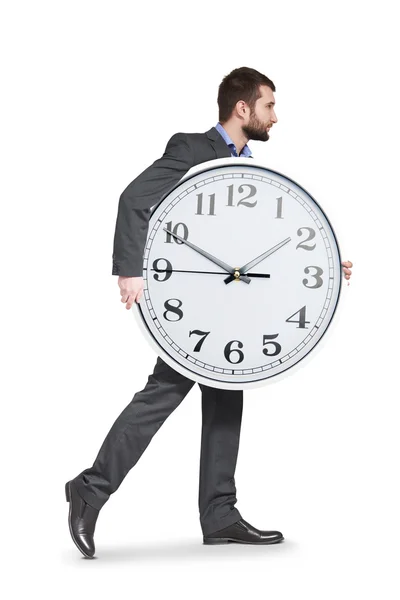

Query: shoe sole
[203,536,284,545]
[65,481,95,559]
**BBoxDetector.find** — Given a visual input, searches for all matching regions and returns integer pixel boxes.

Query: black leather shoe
[65,480,99,558]
[203,518,284,545]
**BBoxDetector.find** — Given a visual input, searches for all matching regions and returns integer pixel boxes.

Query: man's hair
[217,66,276,123]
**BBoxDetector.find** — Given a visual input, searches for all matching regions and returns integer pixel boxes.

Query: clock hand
[149,268,271,278]
[162,228,252,284]
[224,237,291,284]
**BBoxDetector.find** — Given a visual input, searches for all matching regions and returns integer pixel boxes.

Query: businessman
[66,66,353,558]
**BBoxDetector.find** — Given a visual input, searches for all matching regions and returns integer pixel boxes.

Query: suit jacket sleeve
[112,132,194,277]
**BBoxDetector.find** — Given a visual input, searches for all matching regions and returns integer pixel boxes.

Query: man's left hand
[342,260,353,283]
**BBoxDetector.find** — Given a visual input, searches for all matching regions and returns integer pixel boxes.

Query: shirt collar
[215,122,253,157]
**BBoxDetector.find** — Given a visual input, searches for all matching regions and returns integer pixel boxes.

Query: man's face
[242,85,278,142]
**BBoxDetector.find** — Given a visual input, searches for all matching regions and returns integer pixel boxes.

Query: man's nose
[272,111,278,124]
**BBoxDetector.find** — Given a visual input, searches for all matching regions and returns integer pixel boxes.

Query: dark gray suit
[74,127,252,536]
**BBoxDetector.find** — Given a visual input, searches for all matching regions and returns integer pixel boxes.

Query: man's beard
[242,111,270,142]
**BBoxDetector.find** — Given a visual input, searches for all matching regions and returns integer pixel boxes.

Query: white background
[1,0,399,597]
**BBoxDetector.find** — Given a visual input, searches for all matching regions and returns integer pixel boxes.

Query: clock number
[303,266,323,288]
[164,221,189,244]
[152,258,173,282]
[276,196,283,219]
[224,340,244,364]
[163,298,183,322]
[226,184,257,208]
[195,193,216,216]
[262,334,281,357]
[286,306,310,329]
[296,227,316,250]
[189,329,210,352]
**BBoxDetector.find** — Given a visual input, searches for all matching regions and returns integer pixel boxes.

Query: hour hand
[224,237,291,284]
[162,228,251,284]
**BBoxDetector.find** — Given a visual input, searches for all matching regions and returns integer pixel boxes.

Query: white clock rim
[131,157,344,391]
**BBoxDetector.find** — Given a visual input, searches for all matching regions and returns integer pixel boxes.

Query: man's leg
[197,384,243,536]
[72,356,196,510]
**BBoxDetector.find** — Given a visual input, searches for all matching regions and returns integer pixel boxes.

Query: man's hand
[342,260,353,284]
[118,276,144,309]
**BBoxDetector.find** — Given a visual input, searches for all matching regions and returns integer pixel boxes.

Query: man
[66,66,353,558]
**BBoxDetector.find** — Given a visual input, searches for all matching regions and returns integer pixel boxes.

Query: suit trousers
[73,355,243,536]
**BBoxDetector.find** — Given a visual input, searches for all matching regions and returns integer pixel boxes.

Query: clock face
[133,158,342,390]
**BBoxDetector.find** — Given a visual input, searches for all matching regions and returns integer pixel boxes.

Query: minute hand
[224,237,291,284]
[163,228,252,284]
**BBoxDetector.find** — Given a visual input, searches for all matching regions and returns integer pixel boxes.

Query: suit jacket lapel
[205,126,253,159]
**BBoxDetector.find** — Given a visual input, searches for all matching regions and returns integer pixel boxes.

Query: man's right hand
[118,276,144,310]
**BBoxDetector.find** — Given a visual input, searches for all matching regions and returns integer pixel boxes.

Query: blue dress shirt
[215,122,253,157]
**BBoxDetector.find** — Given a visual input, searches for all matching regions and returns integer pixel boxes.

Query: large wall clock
[132,157,343,390]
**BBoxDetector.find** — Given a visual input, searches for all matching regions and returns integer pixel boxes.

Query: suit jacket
[112,126,253,277]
